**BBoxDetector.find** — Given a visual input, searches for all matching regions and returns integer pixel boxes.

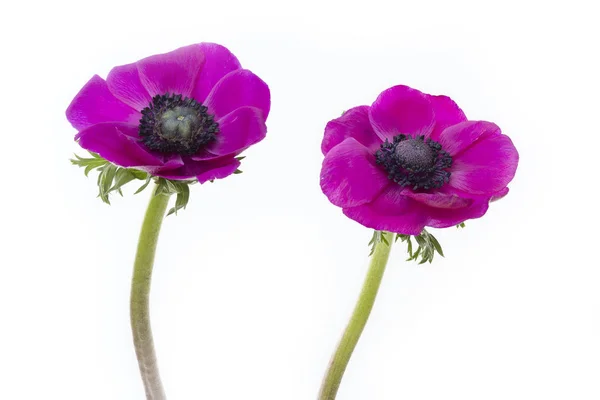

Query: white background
[1,0,599,399]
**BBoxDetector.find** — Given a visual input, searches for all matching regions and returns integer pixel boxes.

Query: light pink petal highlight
[428,94,467,141]
[136,44,205,97]
[322,106,381,155]
[439,120,501,157]
[66,75,140,131]
[369,85,435,142]
[320,138,390,208]
[192,43,242,103]
[450,133,519,195]
[343,186,429,235]
[204,69,270,120]
[107,62,153,111]
[207,106,267,156]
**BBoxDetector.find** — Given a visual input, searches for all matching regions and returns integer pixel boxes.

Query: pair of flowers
[67,43,518,232]
[67,43,518,400]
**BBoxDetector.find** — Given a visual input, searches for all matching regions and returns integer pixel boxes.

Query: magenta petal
[402,187,472,209]
[439,121,501,157]
[189,149,220,161]
[426,199,490,228]
[322,106,382,155]
[343,186,428,235]
[369,85,435,142]
[107,62,152,110]
[75,123,164,168]
[196,158,241,184]
[66,75,141,131]
[491,187,509,202]
[192,43,242,103]
[206,106,267,156]
[428,94,467,141]
[155,157,241,183]
[136,44,205,97]
[204,69,270,120]
[450,132,519,195]
[320,138,390,208]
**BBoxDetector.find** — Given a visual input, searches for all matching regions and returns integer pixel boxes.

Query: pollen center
[394,139,435,170]
[375,134,453,190]
[139,94,218,155]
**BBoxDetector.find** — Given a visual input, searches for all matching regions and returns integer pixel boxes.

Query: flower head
[320,85,519,235]
[67,43,270,183]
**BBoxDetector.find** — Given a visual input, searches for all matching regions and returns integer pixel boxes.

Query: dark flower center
[375,134,452,190]
[139,93,218,155]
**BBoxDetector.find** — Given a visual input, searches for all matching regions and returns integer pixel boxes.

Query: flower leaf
[396,229,445,264]
[368,230,390,256]
[155,178,192,216]
[97,164,118,204]
[428,233,444,257]
[134,176,153,194]
[71,151,152,203]
[70,152,108,177]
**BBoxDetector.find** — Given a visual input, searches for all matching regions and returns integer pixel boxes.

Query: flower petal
[450,132,519,195]
[369,85,435,142]
[107,62,152,110]
[196,158,241,184]
[439,120,501,157]
[75,123,166,168]
[342,186,428,235]
[136,44,205,97]
[491,187,509,202]
[206,106,267,156]
[192,43,242,103]
[204,69,270,120]
[428,94,467,141]
[322,106,381,155]
[320,138,390,208]
[426,199,490,228]
[154,156,241,183]
[66,75,140,131]
[189,149,220,161]
[402,187,472,209]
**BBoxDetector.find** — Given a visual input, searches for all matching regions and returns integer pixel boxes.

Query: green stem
[130,184,171,400]
[318,231,394,400]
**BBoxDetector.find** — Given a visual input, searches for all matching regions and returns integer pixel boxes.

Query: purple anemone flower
[67,43,270,183]
[320,85,519,235]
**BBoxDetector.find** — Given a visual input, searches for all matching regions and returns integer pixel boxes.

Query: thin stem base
[318,231,394,400]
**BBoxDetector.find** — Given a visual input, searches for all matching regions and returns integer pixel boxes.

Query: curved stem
[130,184,171,400]
[318,231,394,400]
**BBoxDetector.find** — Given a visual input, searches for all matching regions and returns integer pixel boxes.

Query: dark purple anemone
[320,85,519,235]
[67,43,270,183]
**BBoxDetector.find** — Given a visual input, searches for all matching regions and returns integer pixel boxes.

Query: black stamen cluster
[375,134,452,190]
[139,93,218,155]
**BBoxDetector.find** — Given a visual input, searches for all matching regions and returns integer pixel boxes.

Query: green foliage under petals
[396,229,444,264]
[367,228,446,264]
[71,152,195,216]
[368,230,390,256]
[71,152,152,204]
[154,178,194,216]
[457,222,466,228]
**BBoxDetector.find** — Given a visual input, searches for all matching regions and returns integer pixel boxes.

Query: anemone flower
[67,43,270,399]
[318,85,518,399]
[68,43,270,183]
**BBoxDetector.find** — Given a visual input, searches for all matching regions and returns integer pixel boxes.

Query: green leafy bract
[71,152,151,204]
[368,230,390,256]
[155,178,194,216]
[395,228,445,264]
